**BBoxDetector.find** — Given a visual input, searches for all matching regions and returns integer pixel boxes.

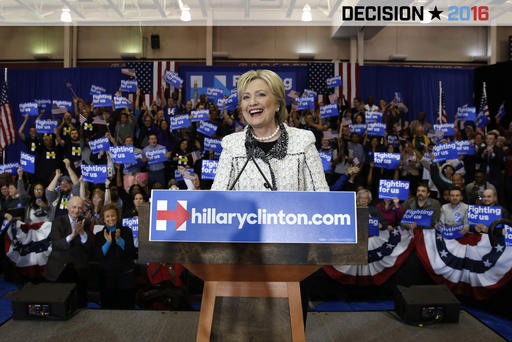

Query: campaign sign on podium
[149,190,357,244]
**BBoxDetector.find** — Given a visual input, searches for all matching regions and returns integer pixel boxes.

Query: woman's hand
[392,197,400,207]
[115,228,121,242]
[104,229,112,243]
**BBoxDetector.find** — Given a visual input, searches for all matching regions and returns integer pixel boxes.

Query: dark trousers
[99,270,136,309]
[55,263,88,308]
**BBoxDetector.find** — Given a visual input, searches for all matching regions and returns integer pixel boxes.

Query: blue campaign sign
[365,111,382,123]
[197,121,218,137]
[121,80,137,93]
[35,99,51,112]
[455,140,475,156]
[349,124,367,135]
[433,142,458,162]
[439,223,465,240]
[303,89,317,98]
[165,71,183,88]
[81,164,107,184]
[113,96,132,110]
[20,152,35,174]
[457,106,476,121]
[434,123,455,137]
[467,205,502,227]
[35,119,58,134]
[369,217,379,237]
[225,93,238,110]
[204,137,222,153]
[217,98,227,109]
[149,190,358,244]
[93,94,112,108]
[0,163,19,175]
[19,102,39,116]
[206,87,224,100]
[326,76,342,88]
[378,179,410,201]
[146,147,167,165]
[52,100,73,111]
[201,160,218,180]
[505,225,512,247]
[367,123,386,137]
[401,209,434,226]
[318,151,332,171]
[90,84,106,95]
[88,136,111,154]
[476,112,489,128]
[122,217,139,247]
[320,104,339,119]
[124,151,145,172]
[109,145,136,164]
[373,152,400,169]
[174,169,184,181]
[170,115,192,130]
[297,96,315,110]
[191,109,209,122]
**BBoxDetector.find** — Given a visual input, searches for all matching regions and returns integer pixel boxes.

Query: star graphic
[440,250,448,258]
[377,251,382,257]
[495,244,504,252]
[436,233,444,240]
[483,259,492,267]
[392,229,400,236]
[429,6,443,20]
[386,243,395,249]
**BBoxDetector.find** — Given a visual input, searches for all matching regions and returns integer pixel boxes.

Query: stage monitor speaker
[151,34,160,49]
[12,283,78,320]
[395,285,460,325]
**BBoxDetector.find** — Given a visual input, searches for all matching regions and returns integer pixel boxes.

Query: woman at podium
[212,69,329,192]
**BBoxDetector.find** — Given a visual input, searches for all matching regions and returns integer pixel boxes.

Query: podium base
[185,265,319,342]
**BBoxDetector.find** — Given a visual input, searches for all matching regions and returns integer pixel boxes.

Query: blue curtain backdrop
[358,65,474,124]
[5,66,123,162]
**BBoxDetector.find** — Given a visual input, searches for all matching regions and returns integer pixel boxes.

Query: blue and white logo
[121,80,137,93]
[378,179,410,201]
[81,164,107,184]
[20,152,35,174]
[320,104,339,119]
[326,76,342,88]
[201,160,218,180]
[19,102,39,116]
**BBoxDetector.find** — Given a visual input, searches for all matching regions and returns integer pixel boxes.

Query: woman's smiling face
[240,78,278,130]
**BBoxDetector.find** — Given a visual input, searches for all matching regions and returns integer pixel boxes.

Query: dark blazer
[95,225,136,274]
[44,214,93,281]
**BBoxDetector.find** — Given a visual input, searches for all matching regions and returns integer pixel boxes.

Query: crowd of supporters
[1,81,511,309]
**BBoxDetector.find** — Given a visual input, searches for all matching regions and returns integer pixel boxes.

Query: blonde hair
[237,69,288,124]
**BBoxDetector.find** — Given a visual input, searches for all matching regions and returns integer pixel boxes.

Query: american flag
[125,61,177,108]
[437,81,448,124]
[0,69,16,149]
[334,62,359,106]
[307,63,334,101]
[478,82,490,121]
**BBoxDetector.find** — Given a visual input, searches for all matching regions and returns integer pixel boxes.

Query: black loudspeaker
[151,34,160,49]
[12,283,78,320]
[395,285,460,325]
[509,36,512,61]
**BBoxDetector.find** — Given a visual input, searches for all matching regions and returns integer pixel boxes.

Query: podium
[138,193,368,342]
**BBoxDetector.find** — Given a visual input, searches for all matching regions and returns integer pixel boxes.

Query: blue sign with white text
[434,123,455,137]
[326,76,342,88]
[206,87,224,100]
[165,71,183,88]
[35,99,51,112]
[20,152,35,174]
[365,111,382,123]
[170,115,192,130]
[455,140,475,155]
[204,137,222,153]
[320,104,339,119]
[457,106,476,121]
[81,164,107,184]
[90,84,106,95]
[349,124,366,135]
[201,160,218,180]
[89,136,110,154]
[191,109,209,122]
[35,120,58,134]
[505,225,512,247]
[93,94,112,108]
[225,93,238,110]
[401,209,434,227]
[52,100,72,111]
[124,151,144,172]
[439,223,465,239]
[433,142,458,162]
[146,147,167,165]
[149,190,358,244]
[367,123,386,137]
[378,179,410,201]
[113,96,132,110]
[121,80,137,93]
[373,152,400,169]
[297,96,315,110]
[19,102,39,116]
[110,145,136,164]
[468,205,502,227]
[318,151,332,171]
[369,217,379,236]
[0,163,19,175]
[122,217,139,248]
[197,121,218,137]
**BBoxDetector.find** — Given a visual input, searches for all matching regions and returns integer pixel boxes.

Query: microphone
[228,140,255,190]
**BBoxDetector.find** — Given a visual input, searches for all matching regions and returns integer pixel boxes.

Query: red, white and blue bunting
[3,220,52,279]
[414,228,512,300]
[323,227,414,286]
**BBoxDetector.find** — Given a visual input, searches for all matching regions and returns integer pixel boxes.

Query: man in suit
[44,196,92,307]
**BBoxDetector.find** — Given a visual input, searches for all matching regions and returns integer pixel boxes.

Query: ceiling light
[302,4,312,22]
[60,8,72,23]
[181,7,191,22]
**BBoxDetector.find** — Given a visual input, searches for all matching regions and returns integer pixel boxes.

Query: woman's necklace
[252,125,280,142]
